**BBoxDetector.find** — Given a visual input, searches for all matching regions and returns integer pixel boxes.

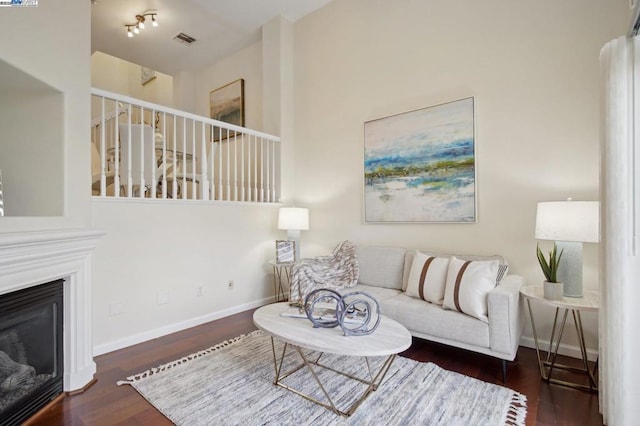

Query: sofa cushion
[405,252,449,305]
[379,293,490,349]
[356,246,406,289]
[443,257,499,323]
[336,283,402,303]
[403,250,508,291]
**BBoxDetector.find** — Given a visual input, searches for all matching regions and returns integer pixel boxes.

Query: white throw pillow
[443,256,500,323]
[405,252,450,305]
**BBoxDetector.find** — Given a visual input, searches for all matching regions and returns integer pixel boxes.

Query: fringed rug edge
[504,391,528,426]
[116,329,264,386]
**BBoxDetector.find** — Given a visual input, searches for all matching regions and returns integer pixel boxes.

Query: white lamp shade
[278,207,309,231]
[535,201,600,243]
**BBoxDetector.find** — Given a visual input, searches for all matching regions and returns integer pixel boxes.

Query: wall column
[262,16,294,203]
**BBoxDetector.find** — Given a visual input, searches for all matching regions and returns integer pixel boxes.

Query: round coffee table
[253,302,411,417]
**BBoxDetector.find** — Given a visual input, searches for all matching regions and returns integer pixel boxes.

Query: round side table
[520,285,599,392]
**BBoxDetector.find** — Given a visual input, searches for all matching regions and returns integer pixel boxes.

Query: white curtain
[599,35,640,426]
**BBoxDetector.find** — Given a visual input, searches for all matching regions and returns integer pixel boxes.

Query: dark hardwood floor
[31,308,602,425]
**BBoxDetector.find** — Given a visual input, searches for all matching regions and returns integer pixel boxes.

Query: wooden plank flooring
[30,308,602,425]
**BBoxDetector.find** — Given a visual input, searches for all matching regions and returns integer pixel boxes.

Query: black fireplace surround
[0,280,64,426]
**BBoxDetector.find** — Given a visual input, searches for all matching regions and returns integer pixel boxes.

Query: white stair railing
[90,88,281,203]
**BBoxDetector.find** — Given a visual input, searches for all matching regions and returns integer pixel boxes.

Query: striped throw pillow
[405,252,450,305]
[497,264,509,283]
[443,256,500,323]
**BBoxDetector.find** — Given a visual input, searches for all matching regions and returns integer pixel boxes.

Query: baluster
[172,114,178,199]
[209,124,215,200]
[271,139,276,202]
[114,103,124,198]
[241,133,245,202]
[191,119,196,200]
[182,117,187,199]
[139,107,146,198]
[260,137,265,202]
[99,97,106,196]
[233,132,238,201]
[200,122,209,200]
[126,112,133,198]
[150,109,157,199]
[160,111,167,199]
[218,127,223,200]
[253,135,258,202]
[228,129,231,201]
[262,136,271,203]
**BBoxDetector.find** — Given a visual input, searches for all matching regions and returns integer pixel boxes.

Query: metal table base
[269,336,397,417]
[526,299,598,392]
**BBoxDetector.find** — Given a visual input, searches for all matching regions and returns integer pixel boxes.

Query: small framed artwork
[276,240,296,263]
[141,67,156,85]
[210,79,244,141]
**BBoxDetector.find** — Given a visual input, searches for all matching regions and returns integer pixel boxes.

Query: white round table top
[253,302,412,357]
[520,285,599,312]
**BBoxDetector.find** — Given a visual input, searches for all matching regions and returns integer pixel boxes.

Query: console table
[520,285,599,392]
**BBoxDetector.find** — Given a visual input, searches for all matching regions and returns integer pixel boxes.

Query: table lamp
[278,207,309,261]
[535,200,600,297]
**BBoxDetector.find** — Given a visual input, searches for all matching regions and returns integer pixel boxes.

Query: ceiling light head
[136,15,145,29]
[127,27,133,37]
[133,25,140,34]
[151,15,158,27]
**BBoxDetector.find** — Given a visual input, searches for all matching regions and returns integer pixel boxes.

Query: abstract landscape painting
[364,97,476,222]
[210,79,244,141]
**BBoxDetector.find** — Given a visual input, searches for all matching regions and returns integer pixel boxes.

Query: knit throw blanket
[289,241,359,305]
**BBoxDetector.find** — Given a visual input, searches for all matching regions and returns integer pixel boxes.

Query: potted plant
[536,243,564,300]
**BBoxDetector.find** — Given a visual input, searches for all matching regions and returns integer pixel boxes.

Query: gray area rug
[118,330,526,425]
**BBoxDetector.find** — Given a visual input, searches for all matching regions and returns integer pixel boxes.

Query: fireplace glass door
[0,279,63,426]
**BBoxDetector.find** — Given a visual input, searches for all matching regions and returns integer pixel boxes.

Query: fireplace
[0,279,64,425]
[0,228,103,423]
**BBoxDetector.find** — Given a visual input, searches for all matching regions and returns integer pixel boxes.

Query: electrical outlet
[157,290,169,305]
[228,280,234,289]
[109,302,124,316]
[195,285,203,297]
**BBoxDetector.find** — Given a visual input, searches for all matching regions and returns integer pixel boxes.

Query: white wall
[0,91,63,216]
[0,0,91,230]
[90,200,281,352]
[292,0,629,355]
[91,51,174,107]
[263,17,295,203]
[194,41,263,130]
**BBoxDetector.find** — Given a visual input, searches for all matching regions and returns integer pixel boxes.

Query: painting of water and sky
[364,97,476,222]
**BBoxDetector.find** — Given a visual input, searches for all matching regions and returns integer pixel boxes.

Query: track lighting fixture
[124,11,158,38]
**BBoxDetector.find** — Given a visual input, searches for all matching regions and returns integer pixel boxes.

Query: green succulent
[536,243,564,283]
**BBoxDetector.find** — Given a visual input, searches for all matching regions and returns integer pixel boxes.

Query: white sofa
[336,245,525,379]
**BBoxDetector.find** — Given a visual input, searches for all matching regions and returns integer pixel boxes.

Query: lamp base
[287,229,301,261]
[556,241,583,298]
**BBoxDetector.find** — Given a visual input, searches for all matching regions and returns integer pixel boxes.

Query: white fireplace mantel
[0,228,104,392]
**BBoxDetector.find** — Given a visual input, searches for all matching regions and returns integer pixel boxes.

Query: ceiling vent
[173,32,196,45]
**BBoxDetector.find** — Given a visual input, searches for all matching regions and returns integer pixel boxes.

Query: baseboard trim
[93,295,276,356]
[519,336,598,362]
